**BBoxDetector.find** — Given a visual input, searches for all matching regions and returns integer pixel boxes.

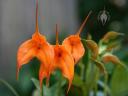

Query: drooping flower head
[53,24,74,92]
[17,0,54,88]
[62,11,92,63]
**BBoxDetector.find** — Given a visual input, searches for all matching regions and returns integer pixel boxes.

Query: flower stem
[0,79,20,96]
[81,47,90,82]
[94,68,99,96]
[104,73,108,96]
[41,85,43,96]
[57,75,62,96]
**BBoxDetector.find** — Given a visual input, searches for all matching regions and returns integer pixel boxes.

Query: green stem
[41,86,43,96]
[0,79,20,96]
[104,73,108,96]
[94,68,99,96]
[82,49,90,82]
[82,64,86,82]
[57,76,62,96]
[81,39,90,82]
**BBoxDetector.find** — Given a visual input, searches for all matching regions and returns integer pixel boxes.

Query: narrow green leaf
[91,58,107,75]
[0,79,20,96]
[98,80,111,95]
[81,39,90,82]
[31,78,41,91]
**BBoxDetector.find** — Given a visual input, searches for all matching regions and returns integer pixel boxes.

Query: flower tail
[35,0,39,33]
[76,11,92,36]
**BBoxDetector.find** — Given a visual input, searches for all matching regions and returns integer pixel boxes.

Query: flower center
[57,52,62,57]
[70,42,75,46]
[37,44,42,49]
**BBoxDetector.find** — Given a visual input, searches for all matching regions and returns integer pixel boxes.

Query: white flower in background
[98,7,110,26]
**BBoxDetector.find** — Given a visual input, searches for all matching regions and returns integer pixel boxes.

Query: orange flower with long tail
[17,0,54,87]
[62,11,92,63]
[53,24,74,92]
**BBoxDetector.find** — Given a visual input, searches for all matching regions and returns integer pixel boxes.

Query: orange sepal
[62,35,85,63]
[17,32,54,80]
[36,41,54,88]
[17,39,36,79]
[53,25,75,92]
[53,45,74,92]
[62,11,92,64]
[39,63,51,88]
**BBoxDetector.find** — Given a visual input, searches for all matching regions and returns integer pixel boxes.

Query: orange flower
[53,25,74,92]
[17,0,54,88]
[62,11,92,63]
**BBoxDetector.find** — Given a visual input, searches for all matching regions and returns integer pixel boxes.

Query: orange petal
[17,39,36,79]
[53,45,74,92]
[36,40,54,87]
[62,35,85,63]
[36,42,54,69]
[39,63,50,88]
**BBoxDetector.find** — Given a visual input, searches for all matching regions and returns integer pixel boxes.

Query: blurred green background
[0,0,128,96]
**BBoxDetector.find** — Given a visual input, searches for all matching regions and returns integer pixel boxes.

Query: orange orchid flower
[53,25,74,92]
[62,11,92,63]
[17,0,54,88]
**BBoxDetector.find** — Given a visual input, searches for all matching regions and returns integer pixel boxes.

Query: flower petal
[36,42,54,69]
[86,40,99,59]
[62,35,85,63]
[39,63,50,88]
[102,53,125,67]
[53,45,74,92]
[17,39,36,79]
[101,31,124,43]
[36,42,54,87]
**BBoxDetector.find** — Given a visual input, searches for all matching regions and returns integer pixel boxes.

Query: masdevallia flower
[17,0,54,88]
[52,25,75,92]
[62,11,92,63]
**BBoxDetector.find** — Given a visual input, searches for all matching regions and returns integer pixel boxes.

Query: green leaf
[31,77,66,96]
[99,31,123,55]
[73,74,84,87]
[0,79,20,96]
[32,89,41,96]
[91,58,107,75]
[98,80,111,95]
[81,86,89,96]
[106,41,121,51]
[102,53,126,68]
[72,74,89,96]
[81,39,90,65]
[85,63,99,90]
[101,31,124,44]
[81,39,90,81]
[31,78,41,91]
[111,66,128,96]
